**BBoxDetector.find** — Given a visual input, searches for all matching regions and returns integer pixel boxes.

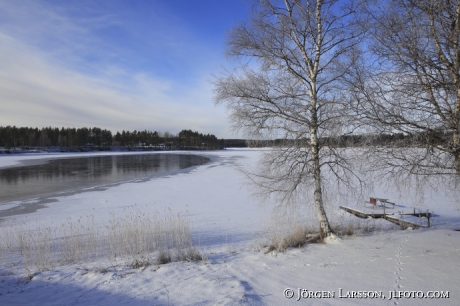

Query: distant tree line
[3,125,449,151]
[246,131,454,148]
[0,126,231,150]
[0,126,113,148]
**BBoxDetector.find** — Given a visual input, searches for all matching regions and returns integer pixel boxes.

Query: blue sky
[0,0,250,138]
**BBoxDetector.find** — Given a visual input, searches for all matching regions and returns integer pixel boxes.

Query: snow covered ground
[0,149,459,305]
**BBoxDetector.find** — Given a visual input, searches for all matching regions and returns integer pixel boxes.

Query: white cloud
[0,1,235,138]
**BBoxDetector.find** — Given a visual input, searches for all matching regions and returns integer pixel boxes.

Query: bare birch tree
[214,0,365,237]
[350,0,460,182]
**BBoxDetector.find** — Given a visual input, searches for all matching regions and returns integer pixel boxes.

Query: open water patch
[0,153,210,217]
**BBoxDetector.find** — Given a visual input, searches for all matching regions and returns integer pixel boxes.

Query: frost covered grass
[259,208,397,253]
[262,221,318,253]
[0,209,204,272]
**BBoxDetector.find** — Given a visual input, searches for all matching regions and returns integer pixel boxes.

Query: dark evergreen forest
[0,126,236,150]
[1,125,448,152]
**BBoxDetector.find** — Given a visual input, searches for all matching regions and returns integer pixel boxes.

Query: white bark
[215,0,366,236]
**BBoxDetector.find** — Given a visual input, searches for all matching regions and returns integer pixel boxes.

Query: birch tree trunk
[215,0,365,237]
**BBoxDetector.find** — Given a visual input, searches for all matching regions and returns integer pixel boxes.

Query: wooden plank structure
[365,197,395,209]
[339,206,432,229]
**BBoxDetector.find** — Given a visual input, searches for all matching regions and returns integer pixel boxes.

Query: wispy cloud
[0,0,234,137]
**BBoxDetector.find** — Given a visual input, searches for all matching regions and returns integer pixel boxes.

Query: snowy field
[0,148,459,305]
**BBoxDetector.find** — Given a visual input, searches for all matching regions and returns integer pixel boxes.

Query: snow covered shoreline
[1,149,459,305]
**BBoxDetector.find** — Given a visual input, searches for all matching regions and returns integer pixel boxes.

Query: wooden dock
[339,206,431,229]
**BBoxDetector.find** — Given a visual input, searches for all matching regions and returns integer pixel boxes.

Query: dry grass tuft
[155,249,172,265]
[263,222,321,253]
[0,209,205,272]
[176,246,203,262]
[260,207,390,253]
[131,258,151,269]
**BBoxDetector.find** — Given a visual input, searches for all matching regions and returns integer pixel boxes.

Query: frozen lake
[0,153,209,215]
[0,149,459,305]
